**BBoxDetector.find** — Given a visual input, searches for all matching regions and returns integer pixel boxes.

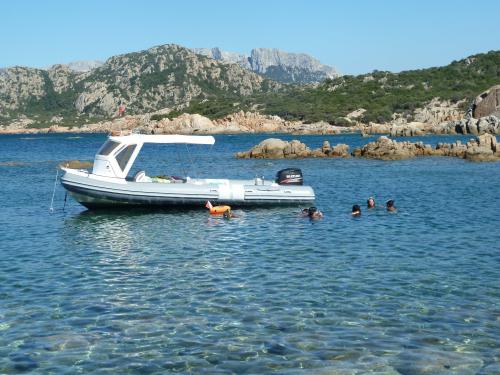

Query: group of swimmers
[351,197,396,216]
[206,197,397,221]
[301,197,397,220]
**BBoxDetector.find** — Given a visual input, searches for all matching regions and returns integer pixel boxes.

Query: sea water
[0,133,499,374]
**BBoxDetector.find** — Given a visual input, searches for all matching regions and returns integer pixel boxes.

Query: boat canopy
[92,134,216,179]
[108,134,215,145]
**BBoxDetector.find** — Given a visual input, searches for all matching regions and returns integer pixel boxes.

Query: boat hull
[61,170,315,209]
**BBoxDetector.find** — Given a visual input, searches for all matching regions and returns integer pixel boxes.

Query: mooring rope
[49,168,59,213]
[62,192,68,212]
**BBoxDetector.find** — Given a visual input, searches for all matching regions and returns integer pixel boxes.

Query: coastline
[2,110,499,137]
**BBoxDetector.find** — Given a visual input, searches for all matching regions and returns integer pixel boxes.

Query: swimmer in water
[223,209,239,219]
[307,206,323,219]
[386,200,397,212]
[352,204,361,216]
[367,197,376,209]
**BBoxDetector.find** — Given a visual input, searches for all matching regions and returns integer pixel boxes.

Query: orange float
[209,205,231,215]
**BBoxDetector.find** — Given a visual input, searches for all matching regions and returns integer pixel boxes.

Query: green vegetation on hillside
[27,77,74,110]
[21,71,87,128]
[2,48,499,128]
[180,50,500,124]
[262,66,328,84]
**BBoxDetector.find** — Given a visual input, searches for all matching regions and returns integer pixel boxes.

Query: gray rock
[477,117,490,134]
[435,116,500,136]
[242,138,288,159]
[322,140,331,153]
[456,120,468,134]
[464,133,498,161]
[466,118,479,135]
[390,122,429,137]
[412,97,464,126]
[352,136,433,160]
[284,139,311,157]
[235,138,349,159]
[473,84,500,118]
[353,134,499,161]
[330,143,350,157]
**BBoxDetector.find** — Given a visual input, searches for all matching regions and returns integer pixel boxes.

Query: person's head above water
[386,200,396,211]
[307,206,323,219]
[367,197,376,208]
[352,204,361,216]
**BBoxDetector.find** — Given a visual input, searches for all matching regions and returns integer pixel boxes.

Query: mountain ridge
[174,50,500,124]
[52,60,104,72]
[0,44,279,127]
[0,43,499,130]
[192,47,339,83]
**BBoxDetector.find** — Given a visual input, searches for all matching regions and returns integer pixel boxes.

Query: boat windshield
[115,144,137,171]
[98,140,120,156]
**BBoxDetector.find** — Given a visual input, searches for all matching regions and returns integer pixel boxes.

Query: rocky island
[236,133,500,162]
[235,138,350,159]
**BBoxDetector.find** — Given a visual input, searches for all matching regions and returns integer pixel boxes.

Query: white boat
[60,134,316,209]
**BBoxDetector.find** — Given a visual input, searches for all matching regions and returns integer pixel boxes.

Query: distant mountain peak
[192,47,249,68]
[47,60,104,72]
[192,47,339,84]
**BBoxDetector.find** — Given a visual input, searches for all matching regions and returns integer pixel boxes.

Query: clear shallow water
[0,133,499,374]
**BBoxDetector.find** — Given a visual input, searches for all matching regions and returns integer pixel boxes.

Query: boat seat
[170,176,186,183]
[133,170,152,182]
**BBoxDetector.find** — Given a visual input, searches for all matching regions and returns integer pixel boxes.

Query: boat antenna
[62,192,68,212]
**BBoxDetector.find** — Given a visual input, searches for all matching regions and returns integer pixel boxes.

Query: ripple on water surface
[0,133,499,373]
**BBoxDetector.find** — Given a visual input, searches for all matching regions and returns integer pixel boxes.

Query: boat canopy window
[115,144,137,171]
[98,140,120,156]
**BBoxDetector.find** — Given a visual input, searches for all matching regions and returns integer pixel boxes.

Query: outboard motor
[276,168,303,185]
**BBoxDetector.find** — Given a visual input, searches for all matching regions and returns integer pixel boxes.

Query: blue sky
[1,0,499,75]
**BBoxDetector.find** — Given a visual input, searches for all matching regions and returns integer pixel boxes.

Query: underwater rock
[8,354,39,372]
[394,349,483,375]
[58,160,93,169]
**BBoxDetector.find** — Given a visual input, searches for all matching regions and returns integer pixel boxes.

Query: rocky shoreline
[0,111,354,135]
[236,134,500,162]
[357,114,500,137]
[2,110,500,137]
[2,86,500,136]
